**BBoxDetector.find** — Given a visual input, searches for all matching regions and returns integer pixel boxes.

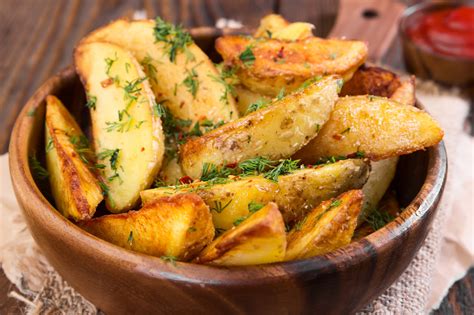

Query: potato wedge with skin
[81,18,238,127]
[285,190,363,260]
[294,95,444,163]
[79,193,214,261]
[359,80,415,221]
[216,35,367,96]
[180,76,340,179]
[234,85,271,116]
[75,42,165,212]
[142,159,369,229]
[276,159,370,224]
[194,202,286,266]
[340,65,401,98]
[141,177,278,231]
[45,95,103,221]
[254,14,289,38]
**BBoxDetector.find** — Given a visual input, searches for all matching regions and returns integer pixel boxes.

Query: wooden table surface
[0,0,472,314]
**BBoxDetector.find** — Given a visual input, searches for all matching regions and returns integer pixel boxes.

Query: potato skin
[79,193,214,261]
[180,76,340,179]
[194,202,286,266]
[294,95,444,163]
[74,41,165,212]
[45,95,103,221]
[81,18,238,127]
[285,190,363,260]
[216,35,367,95]
[340,65,401,98]
[276,159,370,224]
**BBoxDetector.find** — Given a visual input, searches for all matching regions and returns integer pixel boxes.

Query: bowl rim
[9,65,447,285]
[399,1,474,63]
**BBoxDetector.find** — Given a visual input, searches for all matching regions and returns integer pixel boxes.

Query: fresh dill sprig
[248,201,264,213]
[209,200,232,213]
[182,68,199,98]
[85,94,97,110]
[160,255,178,266]
[245,99,270,114]
[239,156,274,176]
[153,17,194,63]
[29,153,49,180]
[364,209,395,230]
[104,53,118,76]
[239,46,255,66]
[140,54,158,83]
[264,159,300,182]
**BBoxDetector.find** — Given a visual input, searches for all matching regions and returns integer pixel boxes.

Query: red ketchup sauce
[406,6,474,59]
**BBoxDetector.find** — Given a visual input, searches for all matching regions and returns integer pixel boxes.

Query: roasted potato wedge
[216,35,367,96]
[45,95,103,221]
[75,42,165,212]
[141,177,278,231]
[272,22,315,40]
[359,79,416,220]
[194,202,286,266]
[285,190,363,260]
[142,159,369,229]
[294,95,444,163]
[339,65,401,98]
[276,159,370,224]
[81,18,238,127]
[180,76,340,178]
[234,85,271,116]
[254,14,289,38]
[79,193,214,261]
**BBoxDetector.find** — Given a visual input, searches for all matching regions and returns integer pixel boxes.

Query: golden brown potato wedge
[75,41,165,212]
[142,159,369,229]
[234,85,271,116]
[294,95,444,163]
[79,193,214,261]
[194,202,286,266]
[180,76,340,178]
[254,14,289,38]
[216,35,367,96]
[141,177,278,231]
[272,22,315,40]
[45,95,103,221]
[81,18,238,127]
[276,159,370,224]
[285,190,363,260]
[339,65,401,98]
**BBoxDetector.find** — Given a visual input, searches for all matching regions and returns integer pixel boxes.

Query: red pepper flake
[332,134,342,140]
[179,176,193,184]
[101,78,114,88]
[306,164,313,168]
[141,147,145,152]
[277,46,285,59]
[226,162,238,169]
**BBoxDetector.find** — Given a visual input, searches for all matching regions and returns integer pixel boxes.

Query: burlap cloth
[0,81,472,314]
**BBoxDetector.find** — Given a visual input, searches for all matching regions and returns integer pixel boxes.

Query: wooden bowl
[399,2,474,87]
[9,30,447,314]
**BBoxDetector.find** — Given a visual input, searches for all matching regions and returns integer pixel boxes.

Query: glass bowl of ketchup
[400,2,474,87]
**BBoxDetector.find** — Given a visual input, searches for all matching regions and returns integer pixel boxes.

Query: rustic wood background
[0,0,471,314]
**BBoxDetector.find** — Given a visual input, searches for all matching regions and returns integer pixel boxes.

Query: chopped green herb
[355,151,365,158]
[239,156,273,176]
[315,124,321,133]
[123,77,147,107]
[69,135,91,164]
[209,67,237,104]
[265,30,272,38]
[297,76,322,91]
[276,87,285,100]
[329,52,337,60]
[152,100,167,117]
[239,46,255,66]
[210,200,232,213]
[85,94,97,110]
[160,255,178,266]
[294,217,307,231]
[45,137,54,153]
[98,181,110,196]
[365,209,395,230]
[330,199,342,208]
[127,231,134,246]
[153,17,194,63]
[245,99,269,114]
[233,216,247,226]
[27,108,36,117]
[182,68,199,98]
[29,153,49,180]
[188,227,197,233]
[264,159,300,182]
[140,55,158,83]
[104,53,118,76]
[248,201,264,213]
